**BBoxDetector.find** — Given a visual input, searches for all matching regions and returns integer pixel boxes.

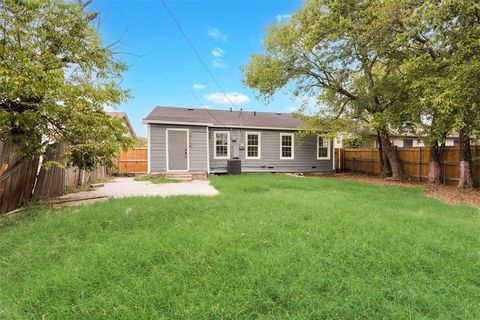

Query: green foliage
[243,0,413,134]
[0,0,134,170]
[397,0,480,144]
[1,174,480,318]
[244,0,480,147]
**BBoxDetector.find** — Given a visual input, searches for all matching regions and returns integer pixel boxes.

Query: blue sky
[93,0,303,137]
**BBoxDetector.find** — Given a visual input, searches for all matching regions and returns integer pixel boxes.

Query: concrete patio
[55,177,219,206]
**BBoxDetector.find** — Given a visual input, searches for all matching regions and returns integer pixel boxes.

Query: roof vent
[188,108,194,111]
[254,111,257,116]
[276,112,282,115]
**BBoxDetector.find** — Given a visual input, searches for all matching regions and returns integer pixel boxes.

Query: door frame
[166,128,190,172]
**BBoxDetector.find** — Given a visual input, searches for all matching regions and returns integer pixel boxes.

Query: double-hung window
[280,133,294,159]
[317,135,330,159]
[245,132,261,159]
[214,131,230,159]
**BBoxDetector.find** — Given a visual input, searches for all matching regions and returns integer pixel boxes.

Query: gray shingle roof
[143,106,303,129]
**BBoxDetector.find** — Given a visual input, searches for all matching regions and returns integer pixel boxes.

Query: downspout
[206,127,210,174]
[332,139,336,172]
[147,123,151,174]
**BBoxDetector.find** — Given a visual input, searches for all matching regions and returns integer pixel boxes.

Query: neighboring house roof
[108,112,137,138]
[367,132,460,139]
[143,106,303,130]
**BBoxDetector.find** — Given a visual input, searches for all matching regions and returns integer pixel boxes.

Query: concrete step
[165,173,192,181]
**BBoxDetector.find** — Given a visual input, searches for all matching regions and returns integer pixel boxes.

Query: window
[280,133,294,159]
[246,132,261,159]
[214,131,230,159]
[403,138,413,147]
[317,135,330,159]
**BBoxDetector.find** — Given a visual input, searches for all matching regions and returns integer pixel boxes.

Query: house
[336,131,461,149]
[143,106,335,175]
[383,134,460,148]
[107,112,137,138]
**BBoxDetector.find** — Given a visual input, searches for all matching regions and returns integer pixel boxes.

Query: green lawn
[133,175,180,184]
[1,174,479,319]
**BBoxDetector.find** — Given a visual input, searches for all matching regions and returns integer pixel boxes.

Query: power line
[190,89,225,125]
[161,0,238,110]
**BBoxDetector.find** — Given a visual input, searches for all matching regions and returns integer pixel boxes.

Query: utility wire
[190,89,225,125]
[161,0,238,110]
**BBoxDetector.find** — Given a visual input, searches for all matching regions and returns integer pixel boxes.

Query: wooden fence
[117,148,147,174]
[0,137,111,214]
[0,136,39,213]
[336,146,480,186]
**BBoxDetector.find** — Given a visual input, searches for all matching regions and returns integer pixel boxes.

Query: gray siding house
[144,106,335,174]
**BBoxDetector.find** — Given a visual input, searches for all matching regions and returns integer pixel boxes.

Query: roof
[107,112,137,138]
[143,106,303,130]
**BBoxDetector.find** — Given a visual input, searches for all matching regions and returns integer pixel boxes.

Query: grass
[133,175,180,184]
[1,174,480,319]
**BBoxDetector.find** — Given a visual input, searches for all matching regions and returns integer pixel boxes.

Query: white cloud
[211,47,225,58]
[198,105,211,109]
[276,14,291,23]
[204,92,250,105]
[286,106,297,113]
[192,83,206,90]
[212,59,226,68]
[207,27,228,41]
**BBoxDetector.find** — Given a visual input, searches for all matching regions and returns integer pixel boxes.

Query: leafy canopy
[398,0,480,142]
[0,0,134,170]
[243,0,413,135]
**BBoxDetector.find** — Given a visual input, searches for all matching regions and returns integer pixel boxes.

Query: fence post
[473,145,477,187]
[370,148,374,176]
[443,160,446,185]
[418,147,422,182]
[352,157,355,174]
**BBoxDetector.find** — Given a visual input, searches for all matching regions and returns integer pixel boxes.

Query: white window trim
[280,133,295,160]
[317,134,331,160]
[214,131,230,160]
[245,131,261,160]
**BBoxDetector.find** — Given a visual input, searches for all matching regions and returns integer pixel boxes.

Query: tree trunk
[376,131,391,177]
[458,130,473,188]
[378,130,404,180]
[428,141,444,184]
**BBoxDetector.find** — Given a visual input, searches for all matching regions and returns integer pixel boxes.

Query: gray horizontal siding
[209,129,333,172]
[149,124,208,173]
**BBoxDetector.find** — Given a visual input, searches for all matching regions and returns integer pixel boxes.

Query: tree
[243,0,412,180]
[0,0,134,176]
[397,0,480,187]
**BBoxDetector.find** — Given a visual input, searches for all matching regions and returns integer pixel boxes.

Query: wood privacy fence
[0,136,39,213]
[335,146,480,186]
[0,137,110,214]
[117,148,147,174]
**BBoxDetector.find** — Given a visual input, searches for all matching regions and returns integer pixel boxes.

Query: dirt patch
[326,173,480,207]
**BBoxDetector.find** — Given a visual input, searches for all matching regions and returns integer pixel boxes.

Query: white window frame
[280,133,295,160]
[317,134,331,160]
[245,131,261,160]
[214,131,230,160]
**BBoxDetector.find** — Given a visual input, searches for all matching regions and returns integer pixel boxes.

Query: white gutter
[143,120,214,126]
[143,120,299,131]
